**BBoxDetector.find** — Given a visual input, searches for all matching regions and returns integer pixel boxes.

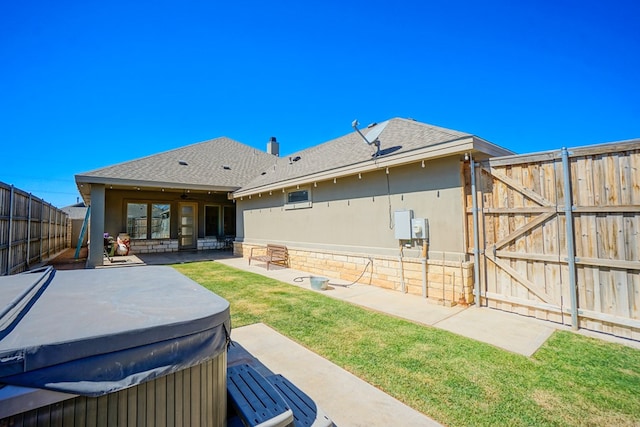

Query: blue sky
[1,0,639,208]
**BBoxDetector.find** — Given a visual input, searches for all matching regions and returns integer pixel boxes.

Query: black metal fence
[0,181,69,275]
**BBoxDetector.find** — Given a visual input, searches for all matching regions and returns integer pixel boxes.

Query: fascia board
[74,176,238,192]
[471,137,516,157]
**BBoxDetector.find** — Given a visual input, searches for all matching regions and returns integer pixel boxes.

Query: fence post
[26,193,32,267]
[55,209,60,252]
[53,208,57,252]
[48,203,52,258]
[39,201,43,261]
[7,185,15,275]
[561,147,579,330]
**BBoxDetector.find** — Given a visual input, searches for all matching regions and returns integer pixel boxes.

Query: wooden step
[227,364,294,427]
[266,374,334,427]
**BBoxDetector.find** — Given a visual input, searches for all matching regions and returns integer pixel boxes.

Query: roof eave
[75,175,240,205]
[75,175,239,192]
[234,136,504,198]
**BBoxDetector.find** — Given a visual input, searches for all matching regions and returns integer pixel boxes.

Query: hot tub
[0,265,230,426]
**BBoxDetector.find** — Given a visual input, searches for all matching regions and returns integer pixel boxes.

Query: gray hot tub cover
[0,266,230,397]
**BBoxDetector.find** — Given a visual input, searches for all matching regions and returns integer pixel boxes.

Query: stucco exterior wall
[237,157,467,259]
[236,157,472,305]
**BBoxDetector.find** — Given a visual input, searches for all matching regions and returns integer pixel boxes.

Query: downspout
[398,245,407,293]
[471,155,481,307]
[421,239,428,298]
[561,147,579,330]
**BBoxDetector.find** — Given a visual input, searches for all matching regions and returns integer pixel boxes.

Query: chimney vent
[267,136,279,157]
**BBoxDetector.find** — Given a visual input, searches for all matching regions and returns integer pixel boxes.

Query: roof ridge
[392,117,473,136]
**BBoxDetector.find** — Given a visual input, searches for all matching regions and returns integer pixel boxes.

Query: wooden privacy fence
[465,139,640,339]
[0,182,69,275]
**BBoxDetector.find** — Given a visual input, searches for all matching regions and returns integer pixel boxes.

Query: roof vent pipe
[267,136,279,157]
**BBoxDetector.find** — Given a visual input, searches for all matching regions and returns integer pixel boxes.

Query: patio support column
[87,184,105,268]
[471,155,482,307]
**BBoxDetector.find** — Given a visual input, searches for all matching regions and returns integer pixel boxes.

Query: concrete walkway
[219,259,553,356]
[232,323,443,427]
[216,257,640,356]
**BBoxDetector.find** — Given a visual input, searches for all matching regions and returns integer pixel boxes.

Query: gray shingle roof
[237,118,474,192]
[76,118,512,199]
[76,137,277,189]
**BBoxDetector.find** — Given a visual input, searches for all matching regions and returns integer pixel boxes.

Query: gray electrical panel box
[394,210,413,239]
[411,218,428,240]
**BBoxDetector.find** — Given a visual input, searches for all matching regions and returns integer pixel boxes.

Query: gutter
[75,176,239,193]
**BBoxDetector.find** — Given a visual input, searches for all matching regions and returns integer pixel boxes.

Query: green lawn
[174,262,640,427]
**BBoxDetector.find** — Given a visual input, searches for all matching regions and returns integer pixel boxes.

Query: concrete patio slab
[434,306,557,357]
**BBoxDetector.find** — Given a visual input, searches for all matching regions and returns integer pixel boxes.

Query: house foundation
[237,243,474,306]
[130,237,227,254]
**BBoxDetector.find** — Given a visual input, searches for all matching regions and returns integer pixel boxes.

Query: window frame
[126,201,171,240]
[204,204,221,237]
[284,186,312,210]
[150,203,171,239]
[126,202,148,240]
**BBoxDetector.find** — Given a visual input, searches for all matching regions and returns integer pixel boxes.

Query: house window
[127,203,148,239]
[285,187,312,210]
[287,190,309,203]
[151,204,170,238]
[223,206,236,236]
[205,205,220,237]
[127,202,171,239]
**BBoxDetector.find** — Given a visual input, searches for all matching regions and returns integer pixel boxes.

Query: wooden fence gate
[466,139,640,339]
